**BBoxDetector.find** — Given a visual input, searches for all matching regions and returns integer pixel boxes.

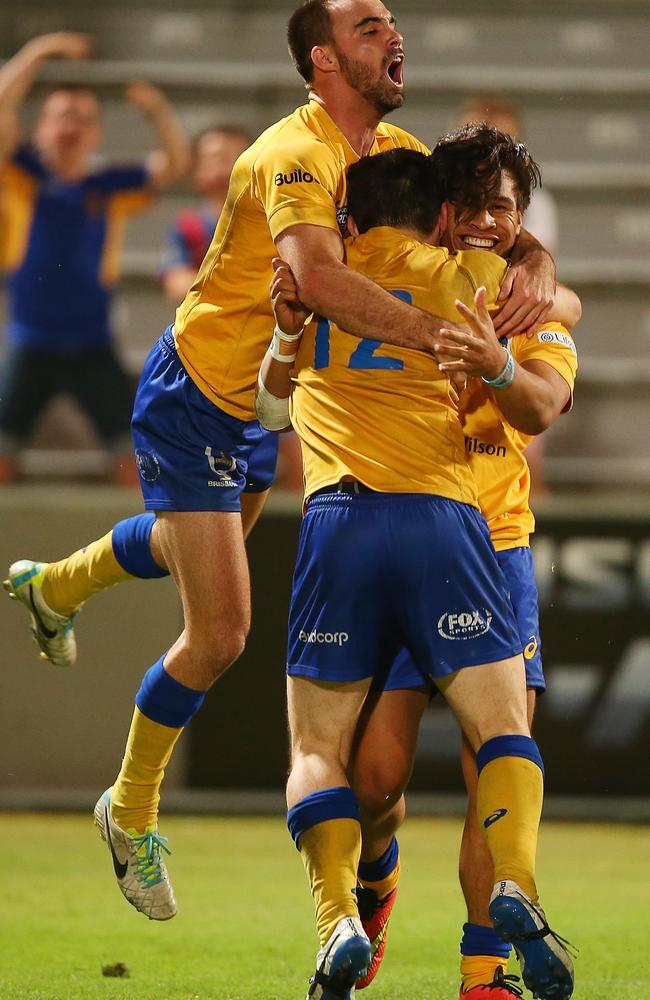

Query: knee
[184,623,248,684]
[354,759,409,818]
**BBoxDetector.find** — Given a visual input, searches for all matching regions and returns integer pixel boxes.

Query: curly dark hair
[430,122,542,214]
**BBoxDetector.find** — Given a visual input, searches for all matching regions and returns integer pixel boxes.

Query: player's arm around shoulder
[256,259,310,432]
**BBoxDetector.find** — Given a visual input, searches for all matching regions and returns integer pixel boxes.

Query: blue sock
[135,656,205,727]
[287,787,360,847]
[358,836,399,883]
[461,922,511,959]
[112,513,169,579]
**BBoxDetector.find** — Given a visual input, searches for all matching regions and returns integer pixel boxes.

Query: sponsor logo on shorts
[437,608,493,640]
[537,329,577,354]
[524,635,539,660]
[135,449,161,483]
[484,808,508,828]
[205,446,238,487]
[299,629,349,646]
[274,168,318,186]
[465,436,506,458]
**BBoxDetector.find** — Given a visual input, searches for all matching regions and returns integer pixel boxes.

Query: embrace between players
[4,2,579,999]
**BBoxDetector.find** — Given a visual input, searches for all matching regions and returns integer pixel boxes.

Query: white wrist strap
[270,324,303,363]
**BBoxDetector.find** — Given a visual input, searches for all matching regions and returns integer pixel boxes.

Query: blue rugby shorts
[286,491,523,684]
[131,327,279,512]
[380,543,544,692]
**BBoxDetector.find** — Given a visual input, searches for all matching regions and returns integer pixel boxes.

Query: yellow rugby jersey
[291,227,508,501]
[461,323,578,550]
[172,100,427,420]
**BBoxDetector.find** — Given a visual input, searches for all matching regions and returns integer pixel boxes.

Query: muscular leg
[111,510,251,831]
[458,689,537,992]
[351,688,428,862]
[287,675,370,947]
[437,656,543,900]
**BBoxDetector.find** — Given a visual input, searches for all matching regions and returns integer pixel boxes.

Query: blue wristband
[482,348,516,389]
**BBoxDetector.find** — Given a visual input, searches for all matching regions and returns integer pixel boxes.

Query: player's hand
[30,32,94,61]
[494,251,555,338]
[124,81,167,115]
[434,287,507,381]
[270,257,310,336]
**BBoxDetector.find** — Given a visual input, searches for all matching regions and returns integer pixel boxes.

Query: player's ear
[311,44,338,75]
[347,215,360,237]
[438,202,448,233]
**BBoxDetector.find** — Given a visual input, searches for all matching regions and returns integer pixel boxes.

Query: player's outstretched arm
[124,81,190,189]
[275,224,462,355]
[0,32,93,159]
[435,287,571,436]
[255,259,309,432]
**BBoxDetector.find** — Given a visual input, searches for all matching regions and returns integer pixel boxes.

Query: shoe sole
[490,896,574,999]
[324,936,371,1000]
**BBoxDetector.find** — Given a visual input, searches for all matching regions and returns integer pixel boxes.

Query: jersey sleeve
[252,135,342,242]
[93,164,155,215]
[10,143,47,180]
[512,322,578,396]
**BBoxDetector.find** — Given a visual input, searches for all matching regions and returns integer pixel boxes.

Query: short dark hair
[287,0,335,85]
[347,149,443,237]
[430,122,541,214]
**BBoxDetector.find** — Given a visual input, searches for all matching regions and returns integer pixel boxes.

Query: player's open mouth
[460,235,498,249]
[386,55,404,88]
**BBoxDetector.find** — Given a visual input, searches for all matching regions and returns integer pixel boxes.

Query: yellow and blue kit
[0,144,153,445]
[383,323,578,692]
[132,100,427,511]
[286,228,523,683]
[0,144,152,349]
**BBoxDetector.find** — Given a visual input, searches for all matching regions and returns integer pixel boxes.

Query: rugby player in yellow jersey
[4,0,563,923]
[257,147,575,1000]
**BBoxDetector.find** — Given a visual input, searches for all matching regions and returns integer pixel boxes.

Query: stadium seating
[1,0,648,490]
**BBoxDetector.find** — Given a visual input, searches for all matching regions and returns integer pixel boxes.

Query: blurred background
[0,0,648,819]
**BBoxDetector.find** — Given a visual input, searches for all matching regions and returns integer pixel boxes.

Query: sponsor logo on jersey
[135,449,161,483]
[437,608,493,640]
[299,629,349,646]
[524,634,539,660]
[274,168,318,186]
[537,330,577,354]
[465,436,506,458]
[205,446,238,487]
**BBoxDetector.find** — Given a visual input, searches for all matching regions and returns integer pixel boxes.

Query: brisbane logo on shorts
[205,446,238,487]
[437,608,493,640]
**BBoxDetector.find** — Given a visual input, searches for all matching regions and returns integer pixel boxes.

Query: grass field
[0,813,648,1000]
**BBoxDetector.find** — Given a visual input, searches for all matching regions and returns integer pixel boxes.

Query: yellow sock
[358,857,400,899]
[476,755,543,901]
[461,954,507,991]
[42,531,134,617]
[110,707,183,833]
[299,818,361,946]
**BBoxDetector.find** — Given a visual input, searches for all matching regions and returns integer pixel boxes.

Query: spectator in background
[0,32,190,485]
[459,93,557,495]
[160,125,251,305]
